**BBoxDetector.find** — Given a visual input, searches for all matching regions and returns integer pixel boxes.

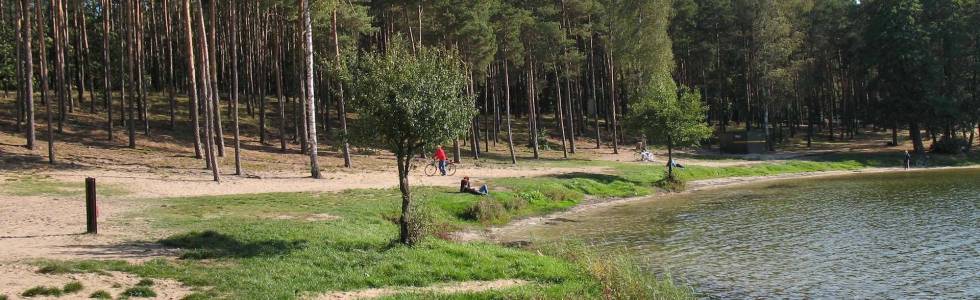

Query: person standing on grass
[904,150,912,170]
[433,145,448,176]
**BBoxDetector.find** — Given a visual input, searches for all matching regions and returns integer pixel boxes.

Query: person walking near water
[904,150,912,170]
[433,145,449,176]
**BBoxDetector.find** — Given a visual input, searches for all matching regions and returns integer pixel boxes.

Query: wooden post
[85,177,97,234]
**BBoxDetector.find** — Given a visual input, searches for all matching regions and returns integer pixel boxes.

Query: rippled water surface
[504,169,980,298]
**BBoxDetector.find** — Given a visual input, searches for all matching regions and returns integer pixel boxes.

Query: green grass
[25,151,979,299]
[136,279,154,287]
[22,285,63,297]
[34,186,690,299]
[1,175,128,197]
[63,281,84,293]
[89,290,112,299]
[121,286,157,297]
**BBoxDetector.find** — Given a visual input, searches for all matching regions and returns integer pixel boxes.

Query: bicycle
[424,160,457,176]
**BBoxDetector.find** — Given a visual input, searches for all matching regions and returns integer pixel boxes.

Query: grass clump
[22,286,63,297]
[122,286,157,298]
[0,294,8,300]
[89,290,112,299]
[464,198,509,224]
[63,281,84,293]
[656,173,687,192]
[135,279,154,287]
[540,242,695,299]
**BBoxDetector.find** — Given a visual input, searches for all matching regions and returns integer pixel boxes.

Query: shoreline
[468,165,980,242]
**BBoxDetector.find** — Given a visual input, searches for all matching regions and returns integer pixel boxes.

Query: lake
[501,168,980,298]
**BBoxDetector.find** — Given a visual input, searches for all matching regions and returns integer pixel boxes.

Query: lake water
[502,168,980,299]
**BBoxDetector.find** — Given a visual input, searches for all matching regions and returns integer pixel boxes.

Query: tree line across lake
[1,0,979,179]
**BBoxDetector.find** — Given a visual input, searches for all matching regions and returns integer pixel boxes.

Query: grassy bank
[32,152,979,299]
[35,187,693,299]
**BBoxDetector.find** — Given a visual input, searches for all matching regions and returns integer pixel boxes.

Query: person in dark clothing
[904,150,912,170]
[460,176,488,195]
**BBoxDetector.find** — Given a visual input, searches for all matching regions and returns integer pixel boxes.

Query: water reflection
[502,168,980,298]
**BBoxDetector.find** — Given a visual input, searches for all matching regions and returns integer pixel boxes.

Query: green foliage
[89,290,112,299]
[346,39,476,157]
[63,281,84,294]
[121,286,157,298]
[464,199,509,224]
[22,286,63,297]
[627,86,713,151]
[930,138,971,154]
[135,279,154,287]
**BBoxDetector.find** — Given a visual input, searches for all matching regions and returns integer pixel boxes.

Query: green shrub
[122,286,157,298]
[500,195,529,211]
[931,138,971,154]
[180,293,210,300]
[464,199,508,224]
[656,172,687,192]
[540,242,695,299]
[22,286,62,297]
[89,290,112,299]
[136,279,154,287]
[1,294,8,300]
[405,204,436,245]
[63,281,84,293]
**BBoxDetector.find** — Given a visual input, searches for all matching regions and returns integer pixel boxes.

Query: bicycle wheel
[423,164,436,176]
[446,163,458,176]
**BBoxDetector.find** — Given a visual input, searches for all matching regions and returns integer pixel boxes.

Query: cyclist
[433,145,448,176]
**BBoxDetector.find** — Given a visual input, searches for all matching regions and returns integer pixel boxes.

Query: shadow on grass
[550,172,629,184]
[160,230,306,259]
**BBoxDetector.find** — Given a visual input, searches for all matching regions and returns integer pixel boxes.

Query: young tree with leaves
[346,41,475,245]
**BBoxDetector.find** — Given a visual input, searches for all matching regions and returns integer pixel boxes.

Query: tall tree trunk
[504,61,517,164]
[589,28,600,149]
[555,68,567,158]
[53,0,68,133]
[194,0,219,181]
[164,0,176,129]
[231,1,242,175]
[34,0,53,161]
[208,0,224,156]
[18,0,35,150]
[331,6,352,168]
[102,0,112,140]
[527,57,540,159]
[910,122,925,155]
[607,49,618,154]
[300,0,320,178]
[182,0,202,159]
[275,10,287,152]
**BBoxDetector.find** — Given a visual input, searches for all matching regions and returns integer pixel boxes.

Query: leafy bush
[122,286,157,298]
[136,279,154,287]
[656,172,687,192]
[63,281,84,293]
[500,195,529,211]
[89,290,112,299]
[405,204,436,245]
[930,138,970,154]
[22,286,62,297]
[464,199,508,224]
[540,241,695,300]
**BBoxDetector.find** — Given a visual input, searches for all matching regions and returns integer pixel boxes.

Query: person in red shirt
[433,145,448,176]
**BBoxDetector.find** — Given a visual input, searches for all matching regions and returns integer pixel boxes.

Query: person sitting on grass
[460,176,489,195]
[640,150,655,162]
[667,158,684,169]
